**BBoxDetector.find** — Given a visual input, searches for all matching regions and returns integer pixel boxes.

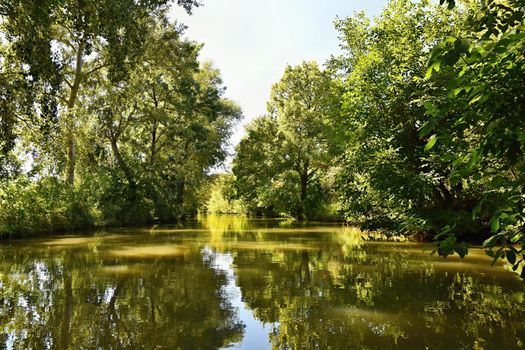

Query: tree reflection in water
[0,215,524,349]
[0,236,244,349]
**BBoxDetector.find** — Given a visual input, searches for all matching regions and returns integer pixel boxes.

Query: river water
[1,215,524,349]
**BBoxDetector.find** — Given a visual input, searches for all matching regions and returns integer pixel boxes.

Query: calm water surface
[1,215,525,349]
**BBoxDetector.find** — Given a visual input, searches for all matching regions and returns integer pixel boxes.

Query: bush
[0,177,94,238]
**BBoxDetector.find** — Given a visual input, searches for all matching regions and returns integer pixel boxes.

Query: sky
[170,0,388,165]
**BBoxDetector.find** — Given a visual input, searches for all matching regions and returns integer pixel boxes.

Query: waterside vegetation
[0,0,240,236]
[0,0,524,272]
[229,0,525,270]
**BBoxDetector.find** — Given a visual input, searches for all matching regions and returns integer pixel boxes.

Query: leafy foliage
[230,0,525,275]
[0,3,241,236]
[205,173,245,214]
[330,0,482,235]
[1,0,524,277]
[424,0,525,269]
[233,61,340,220]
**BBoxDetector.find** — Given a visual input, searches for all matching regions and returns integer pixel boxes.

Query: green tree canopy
[0,0,200,184]
[233,61,339,219]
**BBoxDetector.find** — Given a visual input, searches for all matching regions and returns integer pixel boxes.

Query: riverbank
[1,200,491,250]
[0,177,195,240]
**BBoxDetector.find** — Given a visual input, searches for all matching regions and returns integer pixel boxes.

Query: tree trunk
[151,120,157,163]
[66,40,86,185]
[298,161,309,221]
[150,88,159,164]
[300,173,308,205]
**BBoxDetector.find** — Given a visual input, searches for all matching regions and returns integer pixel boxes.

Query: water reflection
[0,215,524,349]
[0,239,243,349]
[202,247,277,350]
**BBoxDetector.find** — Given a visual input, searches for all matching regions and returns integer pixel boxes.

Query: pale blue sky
[170,0,388,161]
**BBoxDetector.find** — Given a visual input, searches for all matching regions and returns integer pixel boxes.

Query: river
[1,215,524,349]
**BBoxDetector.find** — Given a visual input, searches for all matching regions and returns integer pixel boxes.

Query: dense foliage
[0,1,241,237]
[232,0,524,270]
[1,0,524,272]
[233,62,341,220]
[424,0,525,269]
[332,0,473,235]
[205,173,244,214]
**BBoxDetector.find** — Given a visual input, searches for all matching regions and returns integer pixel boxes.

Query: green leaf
[455,243,468,258]
[425,62,441,79]
[419,121,434,137]
[453,87,464,96]
[507,250,517,265]
[483,234,499,248]
[469,93,489,106]
[423,101,434,110]
[510,232,522,243]
[469,95,483,105]
[424,134,438,151]
[490,217,500,233]
[466,150,480,169]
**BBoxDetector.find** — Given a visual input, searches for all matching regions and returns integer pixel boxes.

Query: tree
[84,23,241,222]
[0,2,243,235]
[85,18,203,221]
[269,61,339,218]
[0,0,200,184]
[233,61,339,219]
[205,173,244,214]
[331,0,479,237]
[233,115,283,216]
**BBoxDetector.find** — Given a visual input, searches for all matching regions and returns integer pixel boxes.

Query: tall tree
[0,2,245,234]
[331,0,477,235]
[234,61,339,219]
[0,0,200,184]
[233,115,284,216]
[268,61,339,218]
[84,23,241,221]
